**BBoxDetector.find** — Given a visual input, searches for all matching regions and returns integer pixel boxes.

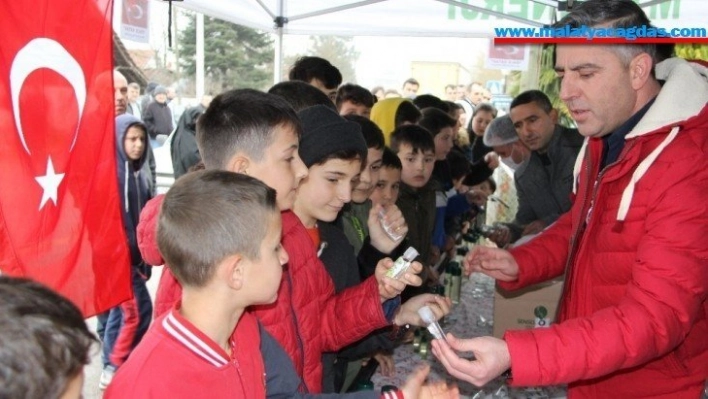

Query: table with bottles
[372,249,567,399]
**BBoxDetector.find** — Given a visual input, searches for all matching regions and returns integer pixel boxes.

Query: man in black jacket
[491,90,583,247]
[142,85,173,143]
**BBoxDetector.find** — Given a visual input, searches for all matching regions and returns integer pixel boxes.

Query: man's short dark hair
[336,83,375,109]
[343,114,385,150]
[554,0,673,70]
[158,170,278,287]
[0,276,96,399]
[381,147,402,170]
[394,100,422,127]
[403,78,420,88]
[196,89,301,169]
[413,94,449,112]
[390,125,435,155]
[419,107,457,136]
[510,90,553,114]
[288,56,342,89]
[268,81,337,112]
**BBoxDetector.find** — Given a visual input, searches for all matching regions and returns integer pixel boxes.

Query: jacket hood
[572,57,708,222]
[115,113,149,170]
[370,97,406,139]
[628,57,708,138]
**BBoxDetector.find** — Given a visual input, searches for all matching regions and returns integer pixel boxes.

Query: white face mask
[500,146,525,171]
[501,156,523,171]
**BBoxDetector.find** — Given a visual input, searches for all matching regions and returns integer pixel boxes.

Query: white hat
[483,115,518,147]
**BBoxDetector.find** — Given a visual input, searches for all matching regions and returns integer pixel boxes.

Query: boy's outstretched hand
[401,364,460,399]
[375,258,423,301]
[393,294,451,327]
[368,204,408,254]
[430,333,510,387]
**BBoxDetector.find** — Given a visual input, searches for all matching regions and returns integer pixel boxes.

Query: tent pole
[196,12,205,99]
[274,26,283,84]
[273,0,285,84]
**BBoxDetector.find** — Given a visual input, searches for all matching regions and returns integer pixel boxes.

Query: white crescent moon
[9,38,86,155]
[130,5,144,20]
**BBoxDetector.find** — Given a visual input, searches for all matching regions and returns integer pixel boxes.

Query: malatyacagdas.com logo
[494,24,708,44]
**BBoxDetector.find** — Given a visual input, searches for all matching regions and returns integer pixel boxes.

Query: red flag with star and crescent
[0,0,132,316]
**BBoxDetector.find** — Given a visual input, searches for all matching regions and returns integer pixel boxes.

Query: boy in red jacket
[111,169,458,399]
[137,90,425,392]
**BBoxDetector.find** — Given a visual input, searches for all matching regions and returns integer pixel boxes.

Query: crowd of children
[4,57,507,399]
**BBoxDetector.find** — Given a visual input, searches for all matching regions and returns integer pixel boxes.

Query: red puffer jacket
[137,200,388,393]
[500,58,708,398]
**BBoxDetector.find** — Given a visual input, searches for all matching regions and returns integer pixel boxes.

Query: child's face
[245,124,308,211]
[397,143,435,188]
[369,166,401,207]
[294,158,362,227]
[472,110,494,137]
[433,127,454,160]
[123,126,146,161]
[351,147,383,203]
[243,212,287,305]
[475,180,494,197]
[339,101,371,118]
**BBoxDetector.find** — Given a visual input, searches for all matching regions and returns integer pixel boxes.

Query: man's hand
[487,225,511,248]
[431,334,511,388]
[463,246,519,281]
[522,220,547,236]
[393,294,451,326]
[368,204,408,254]
[400,364,460,399]
[375,258,423,301]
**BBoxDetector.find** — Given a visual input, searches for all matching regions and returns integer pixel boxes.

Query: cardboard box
[492,279,564,338]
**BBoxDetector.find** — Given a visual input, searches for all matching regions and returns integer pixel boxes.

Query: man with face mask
[484,115,530,172]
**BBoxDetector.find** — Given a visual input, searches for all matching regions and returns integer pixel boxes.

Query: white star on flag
[35,157,65,210]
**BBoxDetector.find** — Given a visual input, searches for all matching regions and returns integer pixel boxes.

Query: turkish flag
[0,0,132,316]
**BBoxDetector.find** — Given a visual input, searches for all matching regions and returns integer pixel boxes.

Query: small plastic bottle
[417,305,447,343]
[379,209,404,241]
[450,263,462,304]
[385,247,419,280]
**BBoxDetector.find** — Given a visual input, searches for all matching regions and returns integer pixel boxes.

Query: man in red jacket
[431,1,708,398]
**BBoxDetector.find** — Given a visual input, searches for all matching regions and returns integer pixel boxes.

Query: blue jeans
[102,267,153,369]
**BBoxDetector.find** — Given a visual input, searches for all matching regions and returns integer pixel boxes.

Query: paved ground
[82,267,163,399]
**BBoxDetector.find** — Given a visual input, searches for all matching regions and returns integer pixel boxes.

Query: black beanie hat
[297,105,368,168]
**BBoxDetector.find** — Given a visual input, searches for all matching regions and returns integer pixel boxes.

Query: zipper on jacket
[285,267,309,393]
[558,140,636,318]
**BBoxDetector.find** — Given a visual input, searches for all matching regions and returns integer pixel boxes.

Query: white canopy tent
[167,0,703,89]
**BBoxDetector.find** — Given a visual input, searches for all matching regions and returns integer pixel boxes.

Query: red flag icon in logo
[0,0,131,316]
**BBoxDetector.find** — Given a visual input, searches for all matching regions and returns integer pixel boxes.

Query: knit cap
[153,85,168,96]
[297,105,367,168]
[483,115,518,147]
